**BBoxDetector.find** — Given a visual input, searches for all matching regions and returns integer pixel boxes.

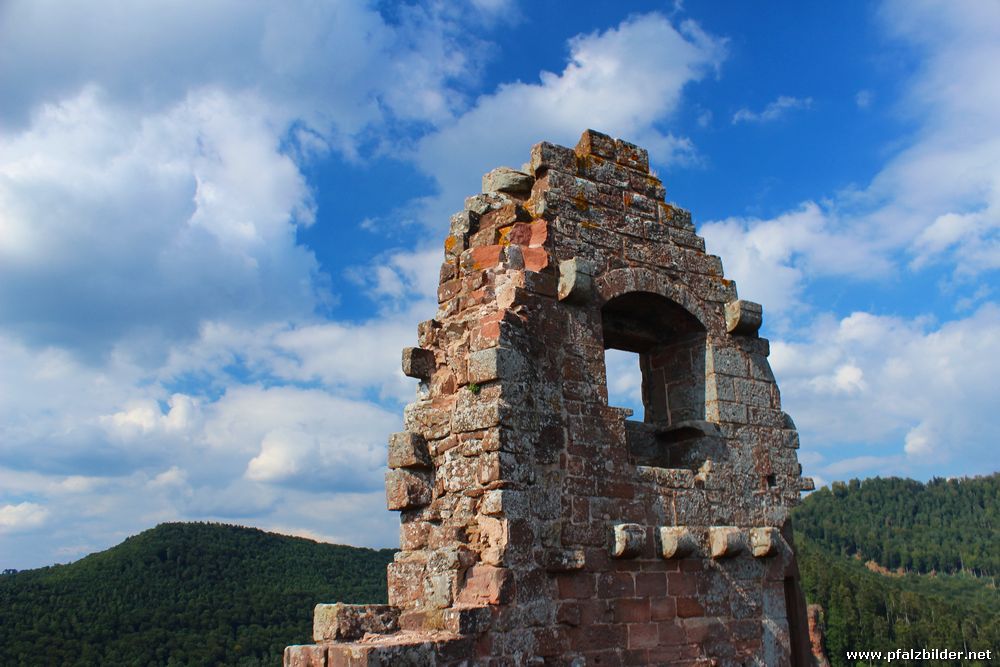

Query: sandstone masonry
[285,130,815,666]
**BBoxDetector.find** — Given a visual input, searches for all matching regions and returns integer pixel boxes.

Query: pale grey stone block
[611,523,646,558]
[709,526,744,558]
[658,526,700,559]
[483,167,534,196]
[726,299,763,336]
[557,257,597,303]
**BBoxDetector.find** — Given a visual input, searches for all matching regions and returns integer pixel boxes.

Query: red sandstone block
[556,602,582,626]
[556,573,595,599]
[571,623,627,653]
[650,597,677,621]
[521,246,548,272]
[680,558,705,573]
[676,597,705,618]
[658,621,687,646]
[284,645,327,667]
[627,622,659,649]
[597,572,634,598]
[615,138,649,172]
[597,478,635,499]
[623,649,649,665]
[534,627,569,656]
[648,644,697,662]
[614,598,650,623]
[480,203,531,230]
[437,278,462,303]
[634,572,666,597]
[667,572,697,596]
[502,220,548,248]
[578,598,613,625]
[576,129,616,159]
[457,565,513,605]
[467,245,504,271]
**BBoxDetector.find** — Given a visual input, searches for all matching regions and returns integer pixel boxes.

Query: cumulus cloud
[0,86,322,360]
[0,0,488,144]
[0,502,50,533]
[732,95,813,124]
[701,202,892,314]
[771,304,1000,479]
[704,2,1000,316]
[409,13,727,230]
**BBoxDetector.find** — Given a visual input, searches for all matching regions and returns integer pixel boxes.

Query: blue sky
[1,0,997,569]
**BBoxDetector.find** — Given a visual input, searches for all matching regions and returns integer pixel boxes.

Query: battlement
[285,130,813,667]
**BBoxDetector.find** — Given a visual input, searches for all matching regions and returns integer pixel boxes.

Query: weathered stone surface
[808,604,832,667]
[283,130,811,666]
[467,346,528,384]
[483,167,534,197]
[401,347,435,379]
[385,469,431,510]
[543,548,586,572]
[387,431,431,470]
[284,644,327,667]
[314,604,400,641]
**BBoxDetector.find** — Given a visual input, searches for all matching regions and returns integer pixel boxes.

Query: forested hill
[794,474,999,666]
[0,522,394,666]
[795,473,998,575]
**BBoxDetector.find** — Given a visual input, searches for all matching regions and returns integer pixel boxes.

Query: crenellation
[284,130,813,666]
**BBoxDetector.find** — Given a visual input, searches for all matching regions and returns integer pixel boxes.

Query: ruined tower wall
[285,130,814,667]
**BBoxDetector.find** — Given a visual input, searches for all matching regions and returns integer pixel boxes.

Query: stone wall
[284,130,815,667]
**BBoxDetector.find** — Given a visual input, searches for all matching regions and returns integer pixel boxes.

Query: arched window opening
[601,291,717,470]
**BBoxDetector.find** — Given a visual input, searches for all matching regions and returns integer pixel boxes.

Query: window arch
[601,291,717,470]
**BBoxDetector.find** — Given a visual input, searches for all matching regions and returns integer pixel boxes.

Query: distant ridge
[0,522,394,666]
[794,474,999,665]
[795,473,998,575]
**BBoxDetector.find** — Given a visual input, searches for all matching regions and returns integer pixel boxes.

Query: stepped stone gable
[285,130,815,667]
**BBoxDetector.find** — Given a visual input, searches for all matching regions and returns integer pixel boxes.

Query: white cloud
[0,502,50,533]
[0,0,484,146]
[732,95,813,124]
[701,202,892,314]
[0,87,322,358]
[204,385,396,491]
[705,3,1000,317]
[410,13,727,229]
[772,304,1000,479]
[855,90,873,109]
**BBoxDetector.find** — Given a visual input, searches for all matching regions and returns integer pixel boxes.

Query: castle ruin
[285,130,815,666]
